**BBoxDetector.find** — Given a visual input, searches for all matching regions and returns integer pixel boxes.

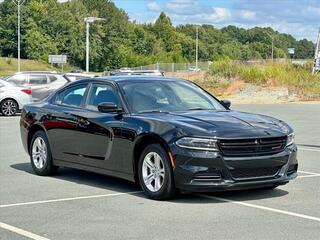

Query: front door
[75,83,123,170]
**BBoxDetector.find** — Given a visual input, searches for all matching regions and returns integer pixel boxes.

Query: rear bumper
[172,144,298,192]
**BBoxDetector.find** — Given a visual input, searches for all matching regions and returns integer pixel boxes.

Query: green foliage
[0,0,315,72]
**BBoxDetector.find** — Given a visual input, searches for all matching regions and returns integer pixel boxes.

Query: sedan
[20,76,298,200]
[0,79,32,116]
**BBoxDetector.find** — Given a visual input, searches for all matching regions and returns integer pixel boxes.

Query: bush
[208,60,320,97]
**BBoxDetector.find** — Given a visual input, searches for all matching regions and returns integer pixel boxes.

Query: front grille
[219,137,287,157]
[230,167,280,179]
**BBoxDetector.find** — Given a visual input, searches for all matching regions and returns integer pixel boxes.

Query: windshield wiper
[138,110,169,114]
[188,108,208,111]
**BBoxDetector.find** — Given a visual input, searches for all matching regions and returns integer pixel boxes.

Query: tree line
[0,0,315,72]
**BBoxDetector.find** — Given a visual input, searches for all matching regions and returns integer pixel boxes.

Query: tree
[0,0,315,70]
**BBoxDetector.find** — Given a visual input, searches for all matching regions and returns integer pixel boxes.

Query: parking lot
[0,104,319,240]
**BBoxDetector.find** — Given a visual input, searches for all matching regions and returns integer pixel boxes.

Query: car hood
[142,110,291,139]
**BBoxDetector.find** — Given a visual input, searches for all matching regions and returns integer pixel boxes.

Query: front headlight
[175,137,218,151]
[286,133,295,146]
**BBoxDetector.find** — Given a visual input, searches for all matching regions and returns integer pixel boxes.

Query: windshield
[119,80,226,113]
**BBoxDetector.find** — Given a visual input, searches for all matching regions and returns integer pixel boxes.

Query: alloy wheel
[2,100,17,116]
[142,152,165,192]
[32,137,47,169]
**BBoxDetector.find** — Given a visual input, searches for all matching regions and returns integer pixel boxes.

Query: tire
[30,130,58,176]
[138,144,176,200]
[0,99,18,116]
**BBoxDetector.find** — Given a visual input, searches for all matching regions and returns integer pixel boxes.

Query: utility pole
[196,26,199,70]
[266,32,274,62]
[312,28,320,74]
[13,0,25,72]
[85,20,90,73]
[84,17,105,73]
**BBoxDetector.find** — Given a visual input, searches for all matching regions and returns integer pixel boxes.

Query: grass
[0,57,71,77]
[201,59,320,100]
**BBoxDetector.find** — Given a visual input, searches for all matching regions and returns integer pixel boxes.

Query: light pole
[265,32,274,62]
[12,0,25,72]
[84,17,105,73]
[195,25,199,70]
[312,28,320,74]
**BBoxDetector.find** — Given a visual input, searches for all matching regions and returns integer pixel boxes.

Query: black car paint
[20,76,298,191]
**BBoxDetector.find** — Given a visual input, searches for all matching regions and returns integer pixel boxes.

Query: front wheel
[138,144,176,200]
[0,99,18,116]
[30,131,58,176]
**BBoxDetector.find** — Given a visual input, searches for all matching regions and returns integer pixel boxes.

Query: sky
[1,0,319,42]
[113,0,320,42]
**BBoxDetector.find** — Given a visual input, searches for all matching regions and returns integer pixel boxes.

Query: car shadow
[11,162,139,193]
[11,162,289,203]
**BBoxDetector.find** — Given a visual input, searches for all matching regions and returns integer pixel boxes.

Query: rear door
[28,74,50,100]
[45,83,89,163]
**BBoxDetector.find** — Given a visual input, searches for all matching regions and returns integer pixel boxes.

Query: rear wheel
[0,99,18,116]
[30,131,58,175]
[138,144,176,200]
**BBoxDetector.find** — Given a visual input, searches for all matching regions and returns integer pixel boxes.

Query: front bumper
[172,144,298,192]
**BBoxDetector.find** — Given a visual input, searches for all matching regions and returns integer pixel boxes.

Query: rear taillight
[21,89,32,95]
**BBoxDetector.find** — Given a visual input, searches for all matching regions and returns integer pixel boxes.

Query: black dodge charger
[20,76,298,200]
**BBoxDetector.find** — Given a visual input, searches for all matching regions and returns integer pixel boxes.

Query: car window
[29,75,48,85]
[86,84,119,111]
[55,84,87,107]
[6,74,27,85]
[48,75,57,82]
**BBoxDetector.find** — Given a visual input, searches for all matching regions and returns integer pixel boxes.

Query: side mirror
[220,100,231,109]
[98,102,122,113]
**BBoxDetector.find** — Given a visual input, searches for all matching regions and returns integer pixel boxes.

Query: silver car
[5,71,70,100]
[0,79,32,116]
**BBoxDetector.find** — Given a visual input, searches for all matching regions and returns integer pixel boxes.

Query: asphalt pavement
[0,104,319,240]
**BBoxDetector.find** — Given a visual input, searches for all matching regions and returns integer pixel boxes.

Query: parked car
[0,79,32,116]
[20,76,297,200]
[110,69,164,76]
[65,73,95,81]
[6,71,70,100]
[188,66,201,72]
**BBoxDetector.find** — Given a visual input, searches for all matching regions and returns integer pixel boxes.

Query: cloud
[142,0,318,41]
[164,0,230,23]
[147,1,161,12]
[239,10,256,21]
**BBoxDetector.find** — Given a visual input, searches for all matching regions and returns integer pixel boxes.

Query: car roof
[75,75,187,84]
[14,71,60,75]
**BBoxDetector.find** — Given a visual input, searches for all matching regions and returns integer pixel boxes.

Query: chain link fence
[131,62,211,73]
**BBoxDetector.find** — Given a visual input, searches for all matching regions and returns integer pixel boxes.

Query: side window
[86,84,119,111]
[6,74,27,85]
[48,75,57,83]
[29,75,48,85]
[55,84,87,107]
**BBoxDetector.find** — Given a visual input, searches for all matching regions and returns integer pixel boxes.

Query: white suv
[6,71,70,100]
